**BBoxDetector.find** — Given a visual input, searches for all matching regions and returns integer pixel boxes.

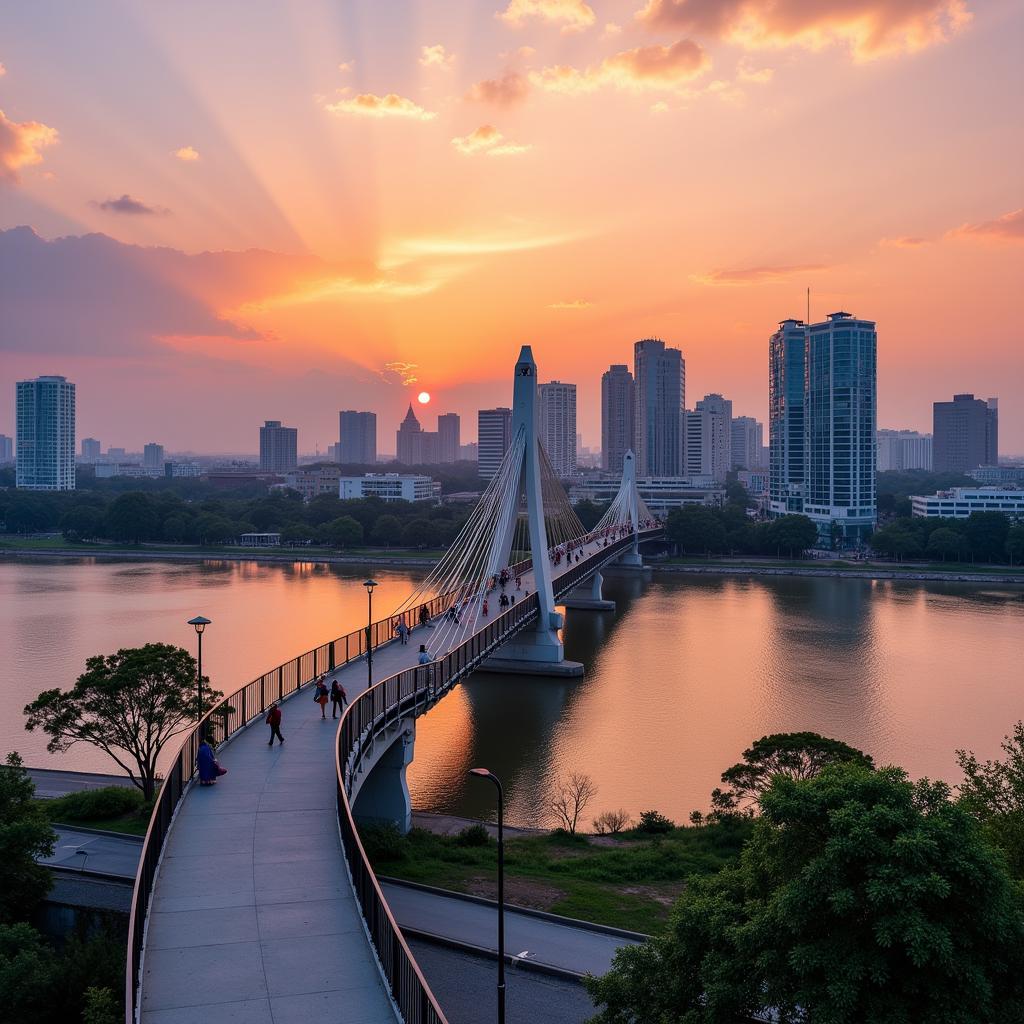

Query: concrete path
[381,880,642,979]
[44,826,142,879]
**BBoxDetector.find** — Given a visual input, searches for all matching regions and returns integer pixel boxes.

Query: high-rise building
[539,381,577,478]
[933,394,998,473]
[259,420,297,473]
[80,437,101,461]
[691,394,732,482]
[601,364,635,474]
[768,319,807,515]
[634,339,685,477]
[478,407,512,481]
[107,447,127,461]
[803,312,877,546]
[437,413,461,464]
[396,405,423,465]
[338,411,377,464]
[143,443,165,474]
[0,434,13,462]
[731,416,764,470]
[16,375,76,491]
[877,429,932,471]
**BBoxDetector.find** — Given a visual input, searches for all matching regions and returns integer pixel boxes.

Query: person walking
[314,678,329,719]
[265,703,284,745]
[419,604,431,629]
[396,619,410,645]
[330,679,347,719]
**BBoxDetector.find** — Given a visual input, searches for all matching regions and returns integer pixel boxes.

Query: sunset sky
[2,0,1022,454]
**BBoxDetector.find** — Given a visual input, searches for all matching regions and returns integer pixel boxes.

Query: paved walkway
[381,880,641,979]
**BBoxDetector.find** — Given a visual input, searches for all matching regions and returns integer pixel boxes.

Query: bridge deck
[139,532,641,1023]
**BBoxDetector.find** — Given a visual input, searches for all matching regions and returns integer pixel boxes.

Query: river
[2,557,1022,827]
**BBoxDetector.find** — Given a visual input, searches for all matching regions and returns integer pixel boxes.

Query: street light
[363,579,378,690]
[187,616,211,723]
[468,767,505,1024]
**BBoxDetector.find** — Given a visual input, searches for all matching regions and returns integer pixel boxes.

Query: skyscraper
[692,394,732,482]
[143,443,165,474]
[539,381,577,478]
[338,410,377,464]
[601,364,634,474]
[731,416,764,470]
[437,413,461,464]
[396,405,424,465]
[16,375,76,491]
[768,319,806,515]
[0,434,14,462]
[478,407,512,481]
[633,339,685,477]
[803,312,877,545]
[259,420,297,473]
[80,437,101,461]
[933,394,998,472]
[877,429,932,471]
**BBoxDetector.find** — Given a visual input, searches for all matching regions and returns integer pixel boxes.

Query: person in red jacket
[265,703,284,746]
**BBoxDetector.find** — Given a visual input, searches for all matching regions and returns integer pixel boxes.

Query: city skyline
[1,2,1022,452]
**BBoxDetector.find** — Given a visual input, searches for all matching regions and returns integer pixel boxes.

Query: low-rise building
[94,462,151,479]
[969,465,1024,487]
[737,469,769,496]
[570,475,724,517]
[339,473,436,503]
[164,461,202,478]
[285,465,344,501]
[239,532,281,547]
[911,487,1024,521]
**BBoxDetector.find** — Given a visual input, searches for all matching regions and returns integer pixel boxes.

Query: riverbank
[656,559,1024,585]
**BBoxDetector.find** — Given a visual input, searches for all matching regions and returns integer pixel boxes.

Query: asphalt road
[407,937,599,1024]
[43,826,143,878]
[28,767,135,798]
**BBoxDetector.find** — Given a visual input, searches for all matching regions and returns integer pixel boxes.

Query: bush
[46,786,147,823]
[637,810,675,834]
[455,824,491,847]
[361,823,406,862]
[593,809,631,835]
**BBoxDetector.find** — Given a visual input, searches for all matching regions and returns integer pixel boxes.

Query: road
[43,826,143,879]
[28,767,135,799]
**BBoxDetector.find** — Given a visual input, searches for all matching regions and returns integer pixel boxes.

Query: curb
[51,823,145,843]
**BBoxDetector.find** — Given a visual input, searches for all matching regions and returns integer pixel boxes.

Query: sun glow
[417,391,431,404]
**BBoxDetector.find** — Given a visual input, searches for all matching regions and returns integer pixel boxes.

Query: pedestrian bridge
[126,347,663,1023]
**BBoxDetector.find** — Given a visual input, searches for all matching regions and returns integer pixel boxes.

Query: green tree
[1007,525,1024,565]
[957,722,1024,878]
[588,764,1024,1024]
[372,514,404,546]
[0,922,59,1021]
[402,518,434,548]
[59,505,106,541]
[160,513,194,543]
[323,515,363,549]
[666,506,727,555]
[764,514,817,557]
[0,753,55,923]
[717,731,874,808]
[965,511,1010,562]
[104,492,158,543]
[927,526,965,562]
[194,512,235,545]
[280,523,315,545]
[25,644,222,800]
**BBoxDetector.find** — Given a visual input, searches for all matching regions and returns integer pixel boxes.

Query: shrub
[46,786,147,823]
[637,809,675,834]
[361,823,406,862]
[455,824,491,847]
[592,809,631,835]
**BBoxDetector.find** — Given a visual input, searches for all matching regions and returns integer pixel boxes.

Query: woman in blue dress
[197,737,223,785]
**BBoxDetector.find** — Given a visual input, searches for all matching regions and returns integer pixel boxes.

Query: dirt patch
[620,882,686,907]
[465,875,567,911]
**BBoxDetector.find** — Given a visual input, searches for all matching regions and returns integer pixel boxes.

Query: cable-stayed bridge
[127,347,663,1024]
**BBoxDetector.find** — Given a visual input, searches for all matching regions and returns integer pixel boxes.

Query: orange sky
[1,0,1021,453]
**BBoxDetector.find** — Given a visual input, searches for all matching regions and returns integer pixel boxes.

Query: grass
[36,786,154,837]
[362,820,752,934]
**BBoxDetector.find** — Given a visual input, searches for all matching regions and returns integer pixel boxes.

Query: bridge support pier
[479,610,584,677]
[352,724,414,834]
[562,570,615,611]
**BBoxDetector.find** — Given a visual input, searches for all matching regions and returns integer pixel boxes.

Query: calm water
[2,558,1022,827]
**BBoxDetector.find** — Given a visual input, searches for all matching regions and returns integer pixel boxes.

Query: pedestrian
[418,644,431,665]
[196,736,226,785]
[330,679,347,718]
[314,678,329,719]
[265,702,284,745]
[482,598,489,616]
[510,593,515,604]
[396,618,410,645]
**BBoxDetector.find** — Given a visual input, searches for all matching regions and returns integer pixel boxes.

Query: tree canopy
[24,643,222,800]
[0,753,55,924]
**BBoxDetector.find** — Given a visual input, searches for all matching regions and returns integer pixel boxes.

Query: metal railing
[124,589,455,1024]
[332,531,656,1022]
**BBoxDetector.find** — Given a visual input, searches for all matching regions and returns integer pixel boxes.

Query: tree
[323,515,363,549]
[764,514,817,558]
[550,772,597,834]
[59,505,106,541]
[401,518,434,548]
[372,514,404,547]
[24,644,222,800]
[0,753,55,923]
[718,732,875,808]
[280,523,315,545]
[592,809,631,835]
[666,506,727,555]
[194,513,235,545]
[957,722,1024,878]
[104,492,158,543]
[927,526,964,562]
[588,764,1024,1024]
[965,511,1010,562]
[1007,525,1024,566]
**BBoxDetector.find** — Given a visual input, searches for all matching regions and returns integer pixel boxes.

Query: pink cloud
[466,70,531,106]
[950,208,1024,242]
[0,108,58,183]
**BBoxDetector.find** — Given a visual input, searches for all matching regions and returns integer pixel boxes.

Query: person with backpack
[265,703,284,745]
[314,678,329,719]
[330,679,347,719]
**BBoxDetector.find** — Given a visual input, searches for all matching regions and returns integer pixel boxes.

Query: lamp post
[468,767,505,1024]
[187,616,211,724]
[363,579,378,690]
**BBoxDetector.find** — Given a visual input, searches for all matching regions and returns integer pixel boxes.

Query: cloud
[381,361,419,386]
[420,44,455,70]
[532,40,710,93]
[880,235,929,248]
[498,0,596,32]
[602,22,623,38]
[693,262,829,285]
[324,92,436,120]
[0,108,58,184]
[950,208,1024,242]
[549,299,592,309]
[0,63,6,76]
[93,193,168,216]
[736,57,773,83]
[386,229,579,260]
[451,124,530,156]
[338,60,354,73]
[635,0,972,61]
[466,70,530,106]
[174,145,200,162]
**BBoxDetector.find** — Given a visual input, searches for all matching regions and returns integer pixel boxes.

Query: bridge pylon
[618,449,644,568]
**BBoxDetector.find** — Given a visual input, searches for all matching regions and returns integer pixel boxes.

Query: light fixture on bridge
[187,615,211,724]
[363,579,378,690]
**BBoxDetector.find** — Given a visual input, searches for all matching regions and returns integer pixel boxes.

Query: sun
[417,391,431,404]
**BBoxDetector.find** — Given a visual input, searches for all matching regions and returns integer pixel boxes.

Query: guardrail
[333,532,653,1022]
[124,588,455,1024]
